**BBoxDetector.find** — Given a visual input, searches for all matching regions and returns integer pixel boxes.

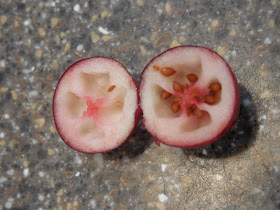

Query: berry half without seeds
[53,57,140,153]
[140,46,239,148]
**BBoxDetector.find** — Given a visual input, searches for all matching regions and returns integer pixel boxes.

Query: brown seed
[214,94,221,102]
[173,81,184,93]
[187,74,198,83]
[209,82,222,92]
[108,85,116,92]
[160,67,176,76]
[190,88,199,98]
[186,107,192,116]
[186,104,194,116]
[204,95,215,104]
[161,90,172,100]
[153,65,160,71]
[171,101,180,113]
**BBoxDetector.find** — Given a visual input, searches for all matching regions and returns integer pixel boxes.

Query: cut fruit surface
[53,57,140,153]
[140,46,239,148]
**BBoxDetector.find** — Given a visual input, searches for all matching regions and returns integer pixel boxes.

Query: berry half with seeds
[53,57,140,153]
[140,46,239,148]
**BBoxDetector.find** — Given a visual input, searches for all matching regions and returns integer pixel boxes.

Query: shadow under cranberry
[103,121,153,160]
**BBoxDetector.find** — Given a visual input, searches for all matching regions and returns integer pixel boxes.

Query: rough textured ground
[0,0,279,209]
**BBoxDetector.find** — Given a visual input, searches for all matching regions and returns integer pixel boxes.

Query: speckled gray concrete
[0,0,279,209]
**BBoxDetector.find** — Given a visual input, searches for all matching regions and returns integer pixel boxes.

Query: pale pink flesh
[53,57,140,153]
[140,46,239,148]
